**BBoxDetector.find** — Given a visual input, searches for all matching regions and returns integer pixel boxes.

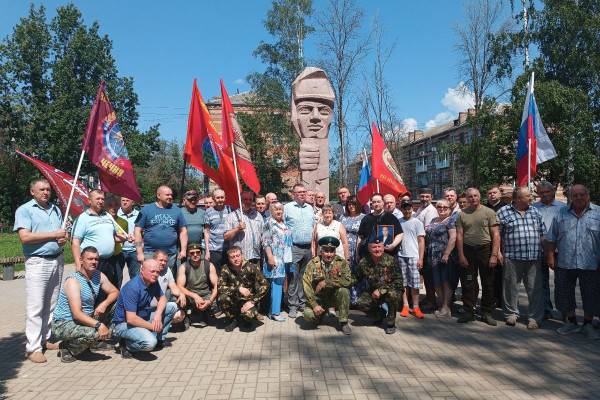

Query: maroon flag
[82,81,142,201]
[16,150,90,218]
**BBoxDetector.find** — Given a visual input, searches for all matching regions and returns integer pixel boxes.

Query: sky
[1,1,516,155]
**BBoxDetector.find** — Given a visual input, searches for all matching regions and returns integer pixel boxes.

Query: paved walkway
[1,265,599,400]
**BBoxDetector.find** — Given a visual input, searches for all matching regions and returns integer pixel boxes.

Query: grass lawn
[0,233,74,272]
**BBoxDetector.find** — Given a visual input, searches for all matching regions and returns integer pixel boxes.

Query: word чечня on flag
[183,79,240,208]
[16,150,90,217]
[371,122,409,198]
[82,81,142,202]
[357,148,372,205]
[220,79,261,195]
[516,73,557,186]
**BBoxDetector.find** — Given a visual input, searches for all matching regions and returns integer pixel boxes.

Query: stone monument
[291,67,335,198]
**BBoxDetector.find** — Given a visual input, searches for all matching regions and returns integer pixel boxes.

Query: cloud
[441,81,475,113]
[233,78,245,85]
[425,112,453,129]
[400,118,417,133]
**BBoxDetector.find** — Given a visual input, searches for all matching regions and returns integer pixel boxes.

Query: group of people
[13,178,600,364]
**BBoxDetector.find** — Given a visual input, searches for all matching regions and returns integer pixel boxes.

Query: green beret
[187,243,202,251]
[318,236,340,249]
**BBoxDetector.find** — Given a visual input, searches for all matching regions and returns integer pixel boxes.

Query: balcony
[416,159,427,173]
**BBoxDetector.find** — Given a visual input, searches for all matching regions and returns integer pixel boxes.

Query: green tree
[488,0,600,199]
[242,0,313,194]
[0,4,160,222]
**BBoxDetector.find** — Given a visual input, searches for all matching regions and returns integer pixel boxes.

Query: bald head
[383,194,396,213]
[140,259,161,284]
[156,185,173,207]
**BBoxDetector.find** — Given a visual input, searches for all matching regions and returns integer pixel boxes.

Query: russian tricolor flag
[516,72,557,186]
[357,148,372,205]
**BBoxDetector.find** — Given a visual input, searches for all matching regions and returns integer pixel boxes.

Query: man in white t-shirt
[398,200,426,319]
[153,250,185,325]
[414,188,438,227]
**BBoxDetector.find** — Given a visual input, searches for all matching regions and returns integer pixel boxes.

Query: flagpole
[62,149,86,229]
[376,179,380,192]
[230,140,243,210]
[179,160,187,200]
[527,72,535,189]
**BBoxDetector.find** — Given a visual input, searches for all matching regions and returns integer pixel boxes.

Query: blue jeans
[123,251,140,279]
[113,302,178,352]
[269,277,285,316]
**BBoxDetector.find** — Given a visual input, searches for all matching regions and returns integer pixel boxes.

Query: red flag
[184,79,240,208]
[82,81,142,202]
[220,80,261,194]
[16,150,90,218]
[371,123,409,198]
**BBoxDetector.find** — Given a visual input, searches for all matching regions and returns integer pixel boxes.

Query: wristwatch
[94,321,102,331]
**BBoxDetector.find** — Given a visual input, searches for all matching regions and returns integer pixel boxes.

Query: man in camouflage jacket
[355,239,404,334]
[218,246,269,332]
[303,236,352,335]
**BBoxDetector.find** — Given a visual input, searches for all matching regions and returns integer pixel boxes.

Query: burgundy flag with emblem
[82,81,142,201]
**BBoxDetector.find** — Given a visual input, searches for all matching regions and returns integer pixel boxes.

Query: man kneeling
[355,240,404,334]
[218,246,268,332]
[177,243,219,328]
[53,246,119,362]
[303,236,352,335]
[112,259,177,357]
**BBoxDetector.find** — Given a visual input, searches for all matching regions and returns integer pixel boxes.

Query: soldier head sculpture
[291,67,335,198]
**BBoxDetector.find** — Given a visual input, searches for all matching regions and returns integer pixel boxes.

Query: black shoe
[481,313,497,326]
[457,313,475,323]
[240,320,254,331]
[341,323,352,336]
[384,325,396,335]
[224,318,239,332]
[91,341,114,352]
[59,348,76,363]
[183,315,191,331]
[119,340,133,359]
[195,314,208,328]
[155,340,171,351]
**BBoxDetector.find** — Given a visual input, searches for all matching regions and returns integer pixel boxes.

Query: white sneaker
[581,323,600,340]
[556,322,581,335]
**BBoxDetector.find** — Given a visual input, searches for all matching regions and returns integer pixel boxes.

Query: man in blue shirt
[135,185,188,276]
[118,196,140,278]
[72,189,127,290]
[284,183,315,318]
[204,189,232,273]
[112,259,178,357]
[546,184,600,339]
[14,178,68,363]
[533,181,566,320]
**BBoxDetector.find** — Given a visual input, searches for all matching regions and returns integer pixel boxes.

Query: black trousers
[460,244,495,315]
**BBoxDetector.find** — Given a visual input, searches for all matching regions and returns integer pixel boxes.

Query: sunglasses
[189,251,202,256]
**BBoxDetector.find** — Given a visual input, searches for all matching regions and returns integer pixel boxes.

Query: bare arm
[125,311,155,330]
[339,224,349,259]
[178,226,188,259]
[223,226,241,241]
[417,235,425,268]
[442,229,456,262]
[203,226,211,261]
[208,264,219,304]
[456,226,468,267]
[388,233,404,251]
[95,273,119,316]
[490,225,500,267]
[71,238,82,269]
[134,226,144,262]
[18,228,65,244]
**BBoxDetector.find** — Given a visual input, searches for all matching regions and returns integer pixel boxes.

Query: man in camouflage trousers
[218,246,269,332]
[52,246,119,362]
[355,239,404,334]
[303,236,352,335]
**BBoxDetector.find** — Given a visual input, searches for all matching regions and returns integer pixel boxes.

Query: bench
[0,256,25,280]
